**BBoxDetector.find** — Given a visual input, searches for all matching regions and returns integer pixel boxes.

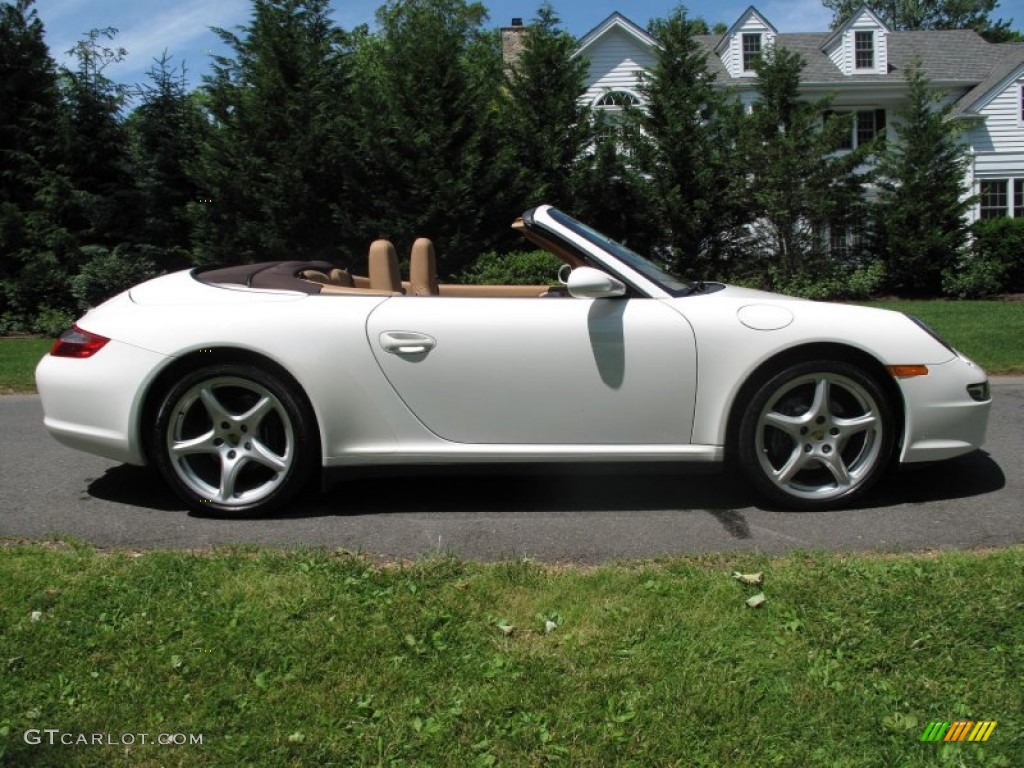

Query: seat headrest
[409,238,439,296]
[368,240,403,293]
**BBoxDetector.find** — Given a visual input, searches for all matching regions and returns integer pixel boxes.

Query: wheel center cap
[812,429,825,441]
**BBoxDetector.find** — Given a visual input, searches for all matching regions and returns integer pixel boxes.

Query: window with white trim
[854,31,874,69]
[979,180,1008,219]
[824,109,886,150]
[856,109,885,145]
[829,224,865,261]
[742,34,762,72]
[594,91,639,152]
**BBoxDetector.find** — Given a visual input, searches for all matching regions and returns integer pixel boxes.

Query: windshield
[547,209,693,296]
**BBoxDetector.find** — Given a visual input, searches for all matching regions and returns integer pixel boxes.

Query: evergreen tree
[0,0,74,330]
[59,27,139,247]
[573,123,657,254]
[128,53,206,266]
[739,46,870,282]
[874,63,971,295]
[350,0,507,275]
[501,3,591,211]
[194,0,355,264]
[635,7,736,277]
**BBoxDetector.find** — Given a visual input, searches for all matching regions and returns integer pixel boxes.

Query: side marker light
[888,365,929,378]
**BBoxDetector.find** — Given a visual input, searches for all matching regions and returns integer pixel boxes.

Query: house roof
[576,11,658,58]
[952,45,1024,114]
[580,11,1024,103]
[820,5,890,51]
[691,30,1018,86]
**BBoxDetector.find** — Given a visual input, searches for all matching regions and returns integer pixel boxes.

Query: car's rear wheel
[150,363,317,516]
[737,360,895,510]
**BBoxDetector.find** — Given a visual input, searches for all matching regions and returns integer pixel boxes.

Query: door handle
[379,331,436,355]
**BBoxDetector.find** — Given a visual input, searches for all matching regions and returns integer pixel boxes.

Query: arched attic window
[595,90,640,109]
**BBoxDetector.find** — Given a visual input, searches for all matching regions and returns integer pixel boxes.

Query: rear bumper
[898,355,990,463]
[35,341,169,465]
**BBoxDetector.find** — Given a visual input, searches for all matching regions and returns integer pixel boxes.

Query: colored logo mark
[920,721,997,742]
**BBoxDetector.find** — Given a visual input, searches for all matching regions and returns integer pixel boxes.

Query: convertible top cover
[196,261,337,294]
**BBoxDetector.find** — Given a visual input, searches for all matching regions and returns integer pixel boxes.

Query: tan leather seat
[408,238,439,296]
[329,268,354,287]
[368,240,404,293]
[300,269,331,284]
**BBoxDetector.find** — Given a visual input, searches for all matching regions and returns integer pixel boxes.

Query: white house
[525,5,1024,223]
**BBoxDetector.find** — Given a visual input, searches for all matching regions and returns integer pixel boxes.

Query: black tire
[737,360,895,510]
[149,363,318,517]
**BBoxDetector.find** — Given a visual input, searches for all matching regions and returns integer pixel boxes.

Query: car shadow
[87,465,187,512]
[868,449,1005,507]
[310,465,754,516]
[86,451,1005,531]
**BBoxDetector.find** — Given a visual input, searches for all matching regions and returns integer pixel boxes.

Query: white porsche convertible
[36,206,991,515]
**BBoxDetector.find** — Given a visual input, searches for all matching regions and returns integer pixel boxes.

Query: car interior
[302,237,567,298]
[197,218,586,298]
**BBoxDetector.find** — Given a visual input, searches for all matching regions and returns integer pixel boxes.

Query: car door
[365,295,697,445]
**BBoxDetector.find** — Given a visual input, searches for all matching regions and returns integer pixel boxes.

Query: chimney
[501,18,527,69]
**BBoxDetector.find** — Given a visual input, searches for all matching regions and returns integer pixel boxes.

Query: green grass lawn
[0,543,1020,767]
[864,300,1024,375]
[0,337,50,393]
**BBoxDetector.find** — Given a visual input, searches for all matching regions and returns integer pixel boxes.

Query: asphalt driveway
[1,379,1021,562]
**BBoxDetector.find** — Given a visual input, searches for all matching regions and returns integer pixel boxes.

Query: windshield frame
[531,208,694,297]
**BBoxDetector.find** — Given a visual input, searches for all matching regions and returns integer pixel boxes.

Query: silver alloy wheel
[754,372,883,501]
[165,376,294,507]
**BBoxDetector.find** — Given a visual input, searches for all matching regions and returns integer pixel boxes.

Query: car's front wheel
[150,363,317,516]
[737,361,895,510]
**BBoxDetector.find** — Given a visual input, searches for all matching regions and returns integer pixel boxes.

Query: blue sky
[31,0,1024,89]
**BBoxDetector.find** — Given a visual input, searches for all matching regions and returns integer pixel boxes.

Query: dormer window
[743,33,762,71]
[855,31,874,69]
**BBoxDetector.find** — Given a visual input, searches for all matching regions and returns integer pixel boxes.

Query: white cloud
[110,0,250,68]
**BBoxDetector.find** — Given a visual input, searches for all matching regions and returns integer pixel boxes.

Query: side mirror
[566,266,627,299]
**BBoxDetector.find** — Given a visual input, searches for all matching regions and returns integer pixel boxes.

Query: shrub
[459,250,563,285]
[970,218,1024,293]
[941,254,1007,299]
[763,260,887,301]
[31,306,76,336]
[70,244,163,311]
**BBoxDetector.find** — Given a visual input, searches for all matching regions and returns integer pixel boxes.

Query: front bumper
[898,354,990,463]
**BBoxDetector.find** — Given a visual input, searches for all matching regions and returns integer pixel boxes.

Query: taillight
[50,325,110,358]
